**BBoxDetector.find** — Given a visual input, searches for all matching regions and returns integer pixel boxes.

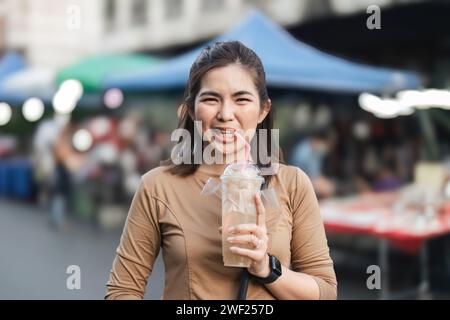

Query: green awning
[56,54,161,92]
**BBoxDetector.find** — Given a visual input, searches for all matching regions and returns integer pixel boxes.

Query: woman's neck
[198,163,227,176]
[199,152,254,176]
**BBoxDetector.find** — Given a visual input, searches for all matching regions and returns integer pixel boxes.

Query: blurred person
[290,129,336,198]
[137,129,163,171]
[372,164,402,192]
[351,145,380,194]
[32,117,67,208]
[154,131,172,161]
[50,122,85,230]
[105,41,336,300]
[353,175,373,194]
[118,112,140,146]
[372,147,403,192]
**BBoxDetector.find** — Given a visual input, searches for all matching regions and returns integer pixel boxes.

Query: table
[320,191,450,299]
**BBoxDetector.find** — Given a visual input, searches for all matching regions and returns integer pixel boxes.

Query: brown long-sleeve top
[105,164,337,300]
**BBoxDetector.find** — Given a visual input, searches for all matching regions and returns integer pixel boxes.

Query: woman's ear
[258,99,272,124]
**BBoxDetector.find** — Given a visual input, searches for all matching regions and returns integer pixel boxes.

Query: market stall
[104,11,420,94]
[321,170,450,299]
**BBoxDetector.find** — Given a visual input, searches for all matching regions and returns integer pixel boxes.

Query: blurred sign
[414,162,446,195]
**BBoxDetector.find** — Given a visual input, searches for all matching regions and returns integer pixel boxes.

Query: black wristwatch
[254,254,282,284]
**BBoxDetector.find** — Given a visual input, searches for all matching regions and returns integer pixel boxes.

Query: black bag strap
[236,268,250,300]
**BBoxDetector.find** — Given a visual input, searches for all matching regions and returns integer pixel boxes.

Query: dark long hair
[163,41,284,184]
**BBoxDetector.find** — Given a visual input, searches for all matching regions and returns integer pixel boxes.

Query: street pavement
[0,199,164,299]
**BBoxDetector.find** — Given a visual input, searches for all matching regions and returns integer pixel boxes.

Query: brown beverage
[221,164,264,267]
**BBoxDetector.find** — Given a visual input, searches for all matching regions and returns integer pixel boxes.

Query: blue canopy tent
[104,11,420,94]
[0,58,103,107]
[0,68,101,107]
[0,52,26,79]
[0,68,57,105]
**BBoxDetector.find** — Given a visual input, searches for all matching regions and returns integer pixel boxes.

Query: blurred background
[0,0,450,300]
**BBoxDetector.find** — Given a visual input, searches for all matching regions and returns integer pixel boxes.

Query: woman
[105,41,337,300]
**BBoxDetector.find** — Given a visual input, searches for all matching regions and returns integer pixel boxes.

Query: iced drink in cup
[220,163,264,267]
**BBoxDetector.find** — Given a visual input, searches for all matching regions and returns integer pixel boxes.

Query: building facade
[0,0,421,68]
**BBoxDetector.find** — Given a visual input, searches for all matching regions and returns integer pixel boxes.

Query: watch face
[270,255,282,276]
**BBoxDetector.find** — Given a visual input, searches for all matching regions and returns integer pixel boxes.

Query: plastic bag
[201,177,280,211]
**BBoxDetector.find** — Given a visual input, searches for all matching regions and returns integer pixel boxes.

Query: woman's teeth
[214,130,236,142]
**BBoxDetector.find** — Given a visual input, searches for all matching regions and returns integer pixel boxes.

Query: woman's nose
[217,101,235,121]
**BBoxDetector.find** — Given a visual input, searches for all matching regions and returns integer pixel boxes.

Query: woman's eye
[237,98,250,103]
[202,98,217,103]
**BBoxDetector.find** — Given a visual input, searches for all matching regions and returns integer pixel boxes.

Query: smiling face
[193,64,271,163]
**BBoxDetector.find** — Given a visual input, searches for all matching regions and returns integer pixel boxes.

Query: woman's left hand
[227,193,270,278]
